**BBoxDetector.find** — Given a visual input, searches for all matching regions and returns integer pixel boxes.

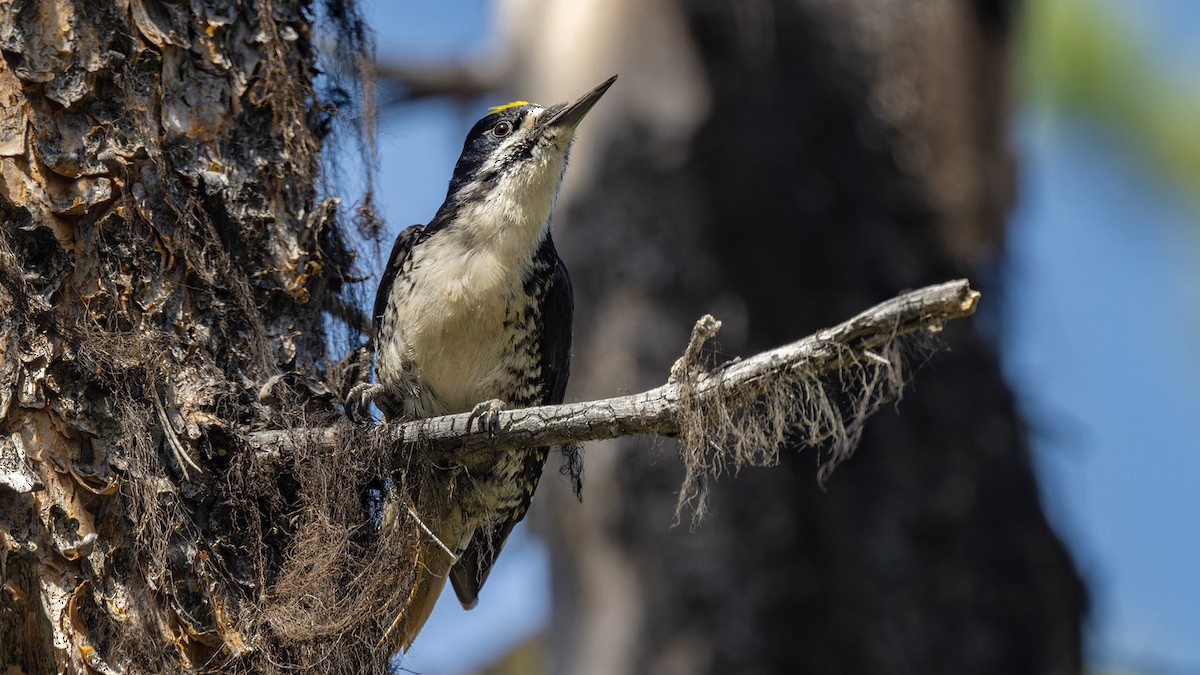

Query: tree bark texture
[0,1,371,672]
[505,1,1088,674]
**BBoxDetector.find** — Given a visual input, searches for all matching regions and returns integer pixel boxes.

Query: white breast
[401,237,524,413]
[379,120,569,416]
[382,203,554,414]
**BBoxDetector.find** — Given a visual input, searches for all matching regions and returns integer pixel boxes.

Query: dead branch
[375,60,502,108]
[248,279,979,463]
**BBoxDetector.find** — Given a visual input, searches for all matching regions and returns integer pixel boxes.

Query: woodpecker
[347,75,616,650]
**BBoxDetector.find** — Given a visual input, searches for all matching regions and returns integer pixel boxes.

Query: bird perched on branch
[347,75,616,651]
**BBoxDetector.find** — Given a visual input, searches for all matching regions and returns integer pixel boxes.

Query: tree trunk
[523,1,1087,673]
[0,1,382,672]
[0,0,1088,672]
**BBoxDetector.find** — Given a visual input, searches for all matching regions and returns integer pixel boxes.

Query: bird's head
[440,75,617,223]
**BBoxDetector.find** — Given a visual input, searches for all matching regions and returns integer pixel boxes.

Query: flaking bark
[0,1,377,672]
[1,0,1086,672]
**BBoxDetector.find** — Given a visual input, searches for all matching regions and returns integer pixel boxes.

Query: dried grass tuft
[671,317,930,527]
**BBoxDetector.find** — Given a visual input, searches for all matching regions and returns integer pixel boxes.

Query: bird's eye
[492,121,513,137]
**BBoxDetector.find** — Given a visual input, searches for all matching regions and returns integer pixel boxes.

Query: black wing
[537,239,574,408]
[372,223,427,338]
[539,242,581,496]
[449,236,574,609]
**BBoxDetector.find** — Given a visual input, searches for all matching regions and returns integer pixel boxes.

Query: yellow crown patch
[488,100,531,114]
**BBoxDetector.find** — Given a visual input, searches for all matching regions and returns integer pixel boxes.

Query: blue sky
[1005,1,1200,670]
[356,2,1200,672]
[1006,114,1200,671]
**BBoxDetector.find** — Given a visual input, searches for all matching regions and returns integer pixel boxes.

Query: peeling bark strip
[0,1,375,673]
[251,279,979,467]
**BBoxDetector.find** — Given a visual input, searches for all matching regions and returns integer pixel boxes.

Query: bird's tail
[377,487,467,653]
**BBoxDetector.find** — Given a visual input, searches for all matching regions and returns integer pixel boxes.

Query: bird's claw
[345,382,383,423]
[468,399,508,436]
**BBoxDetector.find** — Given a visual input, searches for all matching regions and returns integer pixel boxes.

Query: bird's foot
[468,399,508,436]
[345,382,384,423]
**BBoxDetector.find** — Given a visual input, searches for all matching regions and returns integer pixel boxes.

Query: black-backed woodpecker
[348,75,616,650]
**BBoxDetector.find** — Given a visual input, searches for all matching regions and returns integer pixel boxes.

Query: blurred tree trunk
[0,1,365,671]
[520,0,1087,673]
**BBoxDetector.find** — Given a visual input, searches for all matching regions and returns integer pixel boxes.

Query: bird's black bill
[541,75,618,131]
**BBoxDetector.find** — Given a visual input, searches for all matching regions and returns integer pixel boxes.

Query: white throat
[460,140,569,263]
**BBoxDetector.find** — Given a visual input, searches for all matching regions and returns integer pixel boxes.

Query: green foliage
[1021,0,1200,200]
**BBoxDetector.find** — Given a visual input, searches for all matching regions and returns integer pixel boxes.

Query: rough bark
[0,0,1088,672]
[0,1,380,672]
